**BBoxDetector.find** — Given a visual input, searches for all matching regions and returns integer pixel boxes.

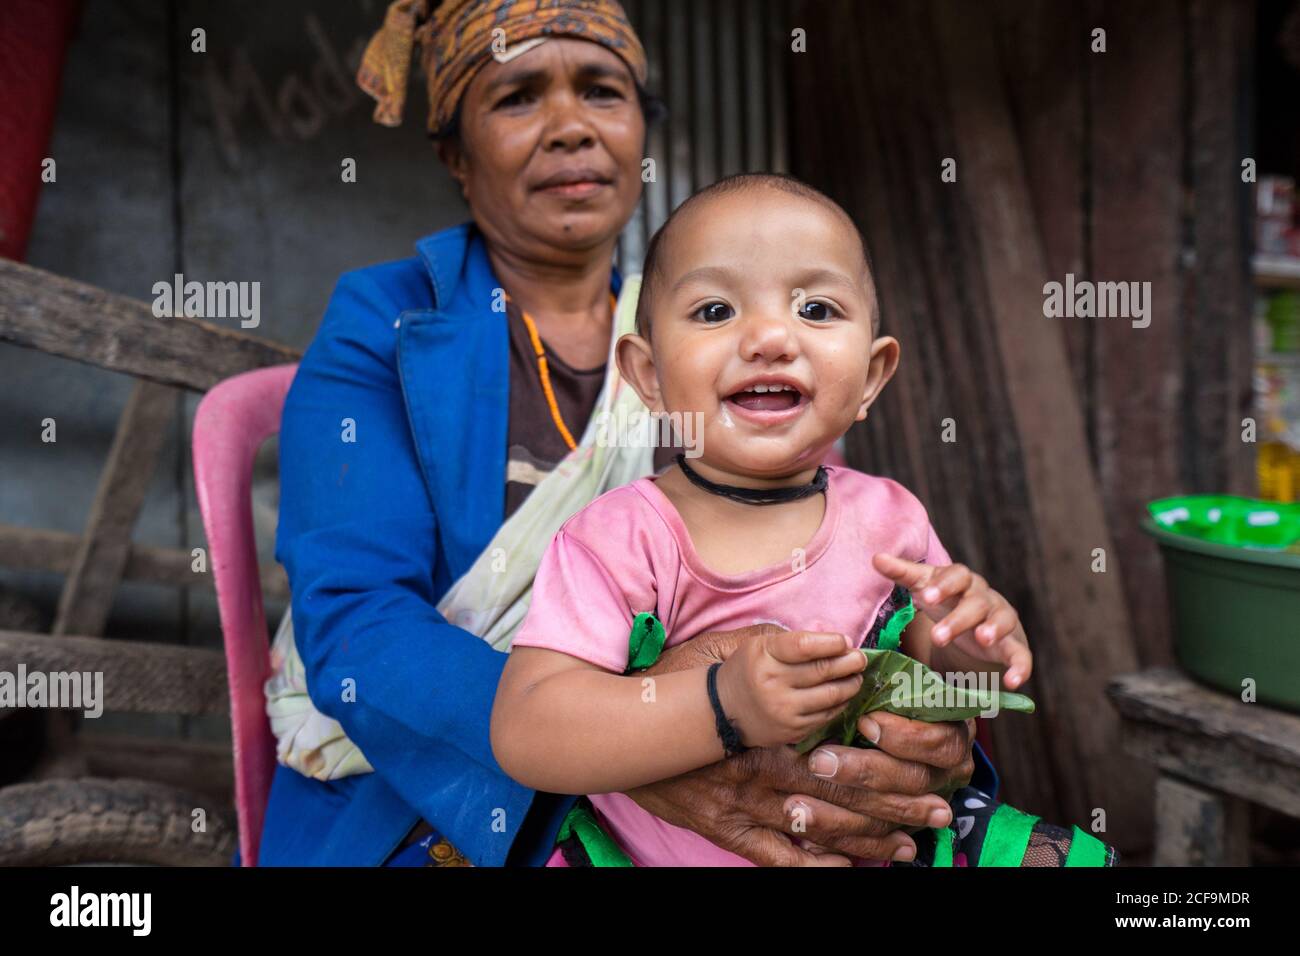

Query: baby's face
[628,189,893,480]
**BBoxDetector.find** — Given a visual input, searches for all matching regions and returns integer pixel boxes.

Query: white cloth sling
[264,277,655,780]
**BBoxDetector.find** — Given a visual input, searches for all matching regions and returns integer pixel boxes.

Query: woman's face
[441,38,645,260]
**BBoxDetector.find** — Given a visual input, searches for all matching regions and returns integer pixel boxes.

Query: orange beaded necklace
[508,292,617,453]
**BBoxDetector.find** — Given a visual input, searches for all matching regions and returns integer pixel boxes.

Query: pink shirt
[511,466,951,866]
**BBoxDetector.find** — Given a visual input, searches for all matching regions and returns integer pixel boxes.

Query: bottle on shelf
[1256,292,1300,503]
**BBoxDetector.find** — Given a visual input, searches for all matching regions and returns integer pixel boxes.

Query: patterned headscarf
[357,0,648,135]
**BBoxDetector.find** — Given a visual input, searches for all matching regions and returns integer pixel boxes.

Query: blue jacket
[261,222,600,866]
[260,221,997,866]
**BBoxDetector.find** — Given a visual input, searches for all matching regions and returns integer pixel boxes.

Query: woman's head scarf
[357,0,648,135]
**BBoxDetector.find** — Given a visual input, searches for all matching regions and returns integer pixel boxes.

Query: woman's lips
[538,180,608,199]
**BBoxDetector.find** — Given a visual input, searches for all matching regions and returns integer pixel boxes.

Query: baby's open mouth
[726,382,804,412]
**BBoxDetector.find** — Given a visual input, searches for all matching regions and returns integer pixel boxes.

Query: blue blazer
[260,221,997,866]
[261,223,606,865]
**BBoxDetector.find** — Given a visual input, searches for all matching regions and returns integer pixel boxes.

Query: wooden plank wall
[787,0,1257,852]
[994,0,1253,672]
[0,257,301,638]
[5,0,466,748]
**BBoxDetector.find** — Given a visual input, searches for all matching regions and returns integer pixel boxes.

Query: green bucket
[1143,496,1300,712]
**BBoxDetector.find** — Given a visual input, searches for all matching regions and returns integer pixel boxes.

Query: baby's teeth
[738,382,795,395]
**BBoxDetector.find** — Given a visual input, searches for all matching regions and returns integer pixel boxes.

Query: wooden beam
[24,732,236,807]
[53,381,178,637]
[1109,670,1300,773]
[933,0,1148,841]
[977,0,1097,816]
[1187,0,1256,497]
[834,1,935,511]
[0,258,300,392]
[1154,776,1250,866]
[0,629,228,715]
[75,733,234,805]
[1089,0,1184,670]
[0,524,289,599]
[1111,669,1300,823]
[991,0,1090,409]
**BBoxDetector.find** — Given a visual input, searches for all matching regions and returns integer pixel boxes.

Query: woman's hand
[627,624,975,866]
[800,712,977,809]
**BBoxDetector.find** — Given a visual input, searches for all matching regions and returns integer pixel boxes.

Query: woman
[261,0,994,867]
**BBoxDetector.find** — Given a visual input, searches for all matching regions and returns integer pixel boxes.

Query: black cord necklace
[675,454,828,506]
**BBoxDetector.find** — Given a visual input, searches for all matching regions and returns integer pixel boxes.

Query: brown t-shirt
[503,299,677,517]
[503,299,608,517]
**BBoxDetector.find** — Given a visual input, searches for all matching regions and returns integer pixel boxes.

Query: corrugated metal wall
[618,0,789,274]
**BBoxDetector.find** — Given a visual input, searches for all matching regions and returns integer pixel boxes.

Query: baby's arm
[491,646,721,794]
[491,630,867,795]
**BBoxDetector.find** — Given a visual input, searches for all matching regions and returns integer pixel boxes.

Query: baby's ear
[615,332,664,412]
[857,335,900,421]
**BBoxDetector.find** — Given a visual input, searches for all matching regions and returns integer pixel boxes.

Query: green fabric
[876,594,915,651]
[977,803,1040,867]
[1064,825,1109,867]
[557,805,634,867]
[626,611,666,672]
[931,827,954,867]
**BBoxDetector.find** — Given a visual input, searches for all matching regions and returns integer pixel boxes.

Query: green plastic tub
[1143,496,1300,712]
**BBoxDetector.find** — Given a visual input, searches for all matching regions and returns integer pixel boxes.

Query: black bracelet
[706,662,748,758]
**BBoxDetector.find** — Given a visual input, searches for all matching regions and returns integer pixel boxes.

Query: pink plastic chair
[193,364,298,867]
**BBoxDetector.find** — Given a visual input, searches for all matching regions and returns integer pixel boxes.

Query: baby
[492,173,1113,867]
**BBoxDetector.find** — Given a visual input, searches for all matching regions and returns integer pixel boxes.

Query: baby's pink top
[511,466,951,867]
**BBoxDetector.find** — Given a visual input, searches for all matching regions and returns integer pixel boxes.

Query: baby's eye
[797,300,838,322]
[694,301,734,323]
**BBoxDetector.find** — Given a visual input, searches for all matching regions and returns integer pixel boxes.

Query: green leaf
[794,649,1035,754]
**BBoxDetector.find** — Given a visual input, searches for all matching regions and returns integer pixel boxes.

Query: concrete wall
[2,0,466,740]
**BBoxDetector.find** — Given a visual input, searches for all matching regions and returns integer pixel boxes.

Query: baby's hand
[871,553,1033,689]
[715,630,867,749]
